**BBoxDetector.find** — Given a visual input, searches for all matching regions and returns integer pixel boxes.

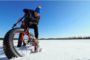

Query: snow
[0,40,9,60]
[0,40,90,60]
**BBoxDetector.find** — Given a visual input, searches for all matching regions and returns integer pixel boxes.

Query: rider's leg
[26,32,31,43]
[17,32,25,47]
[21,32,26,46]
[28,24,39,52]
[24,28,31,43]
[33,25,39,52]
[20,23,27,46]
[34,25,38,39]
[34,38,39,52]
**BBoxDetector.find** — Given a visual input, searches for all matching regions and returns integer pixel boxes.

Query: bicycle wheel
[3,28,34,59]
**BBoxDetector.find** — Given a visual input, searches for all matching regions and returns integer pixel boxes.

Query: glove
[12,24,17,28]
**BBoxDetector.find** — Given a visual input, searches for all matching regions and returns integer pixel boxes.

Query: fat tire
[3,28,24,59]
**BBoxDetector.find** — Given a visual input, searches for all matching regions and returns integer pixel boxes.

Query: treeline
[39,37,90,40]
[0,36,90,40]
[0,38,18,40]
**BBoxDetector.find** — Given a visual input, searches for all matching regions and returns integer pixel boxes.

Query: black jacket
[23,9,40,25]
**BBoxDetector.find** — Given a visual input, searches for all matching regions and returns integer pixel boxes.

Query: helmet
[35,5,42,14]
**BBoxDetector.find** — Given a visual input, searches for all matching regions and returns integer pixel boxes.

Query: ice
[0,40,90,60]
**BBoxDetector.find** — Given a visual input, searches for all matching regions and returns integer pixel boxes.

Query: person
[13,6,41,51]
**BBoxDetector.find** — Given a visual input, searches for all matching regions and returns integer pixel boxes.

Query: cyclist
[13,6,41,52]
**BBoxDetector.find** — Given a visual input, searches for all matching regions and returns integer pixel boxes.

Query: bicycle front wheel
[3,28,34,59]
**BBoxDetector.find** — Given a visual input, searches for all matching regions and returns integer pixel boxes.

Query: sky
[0,1,90,38]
